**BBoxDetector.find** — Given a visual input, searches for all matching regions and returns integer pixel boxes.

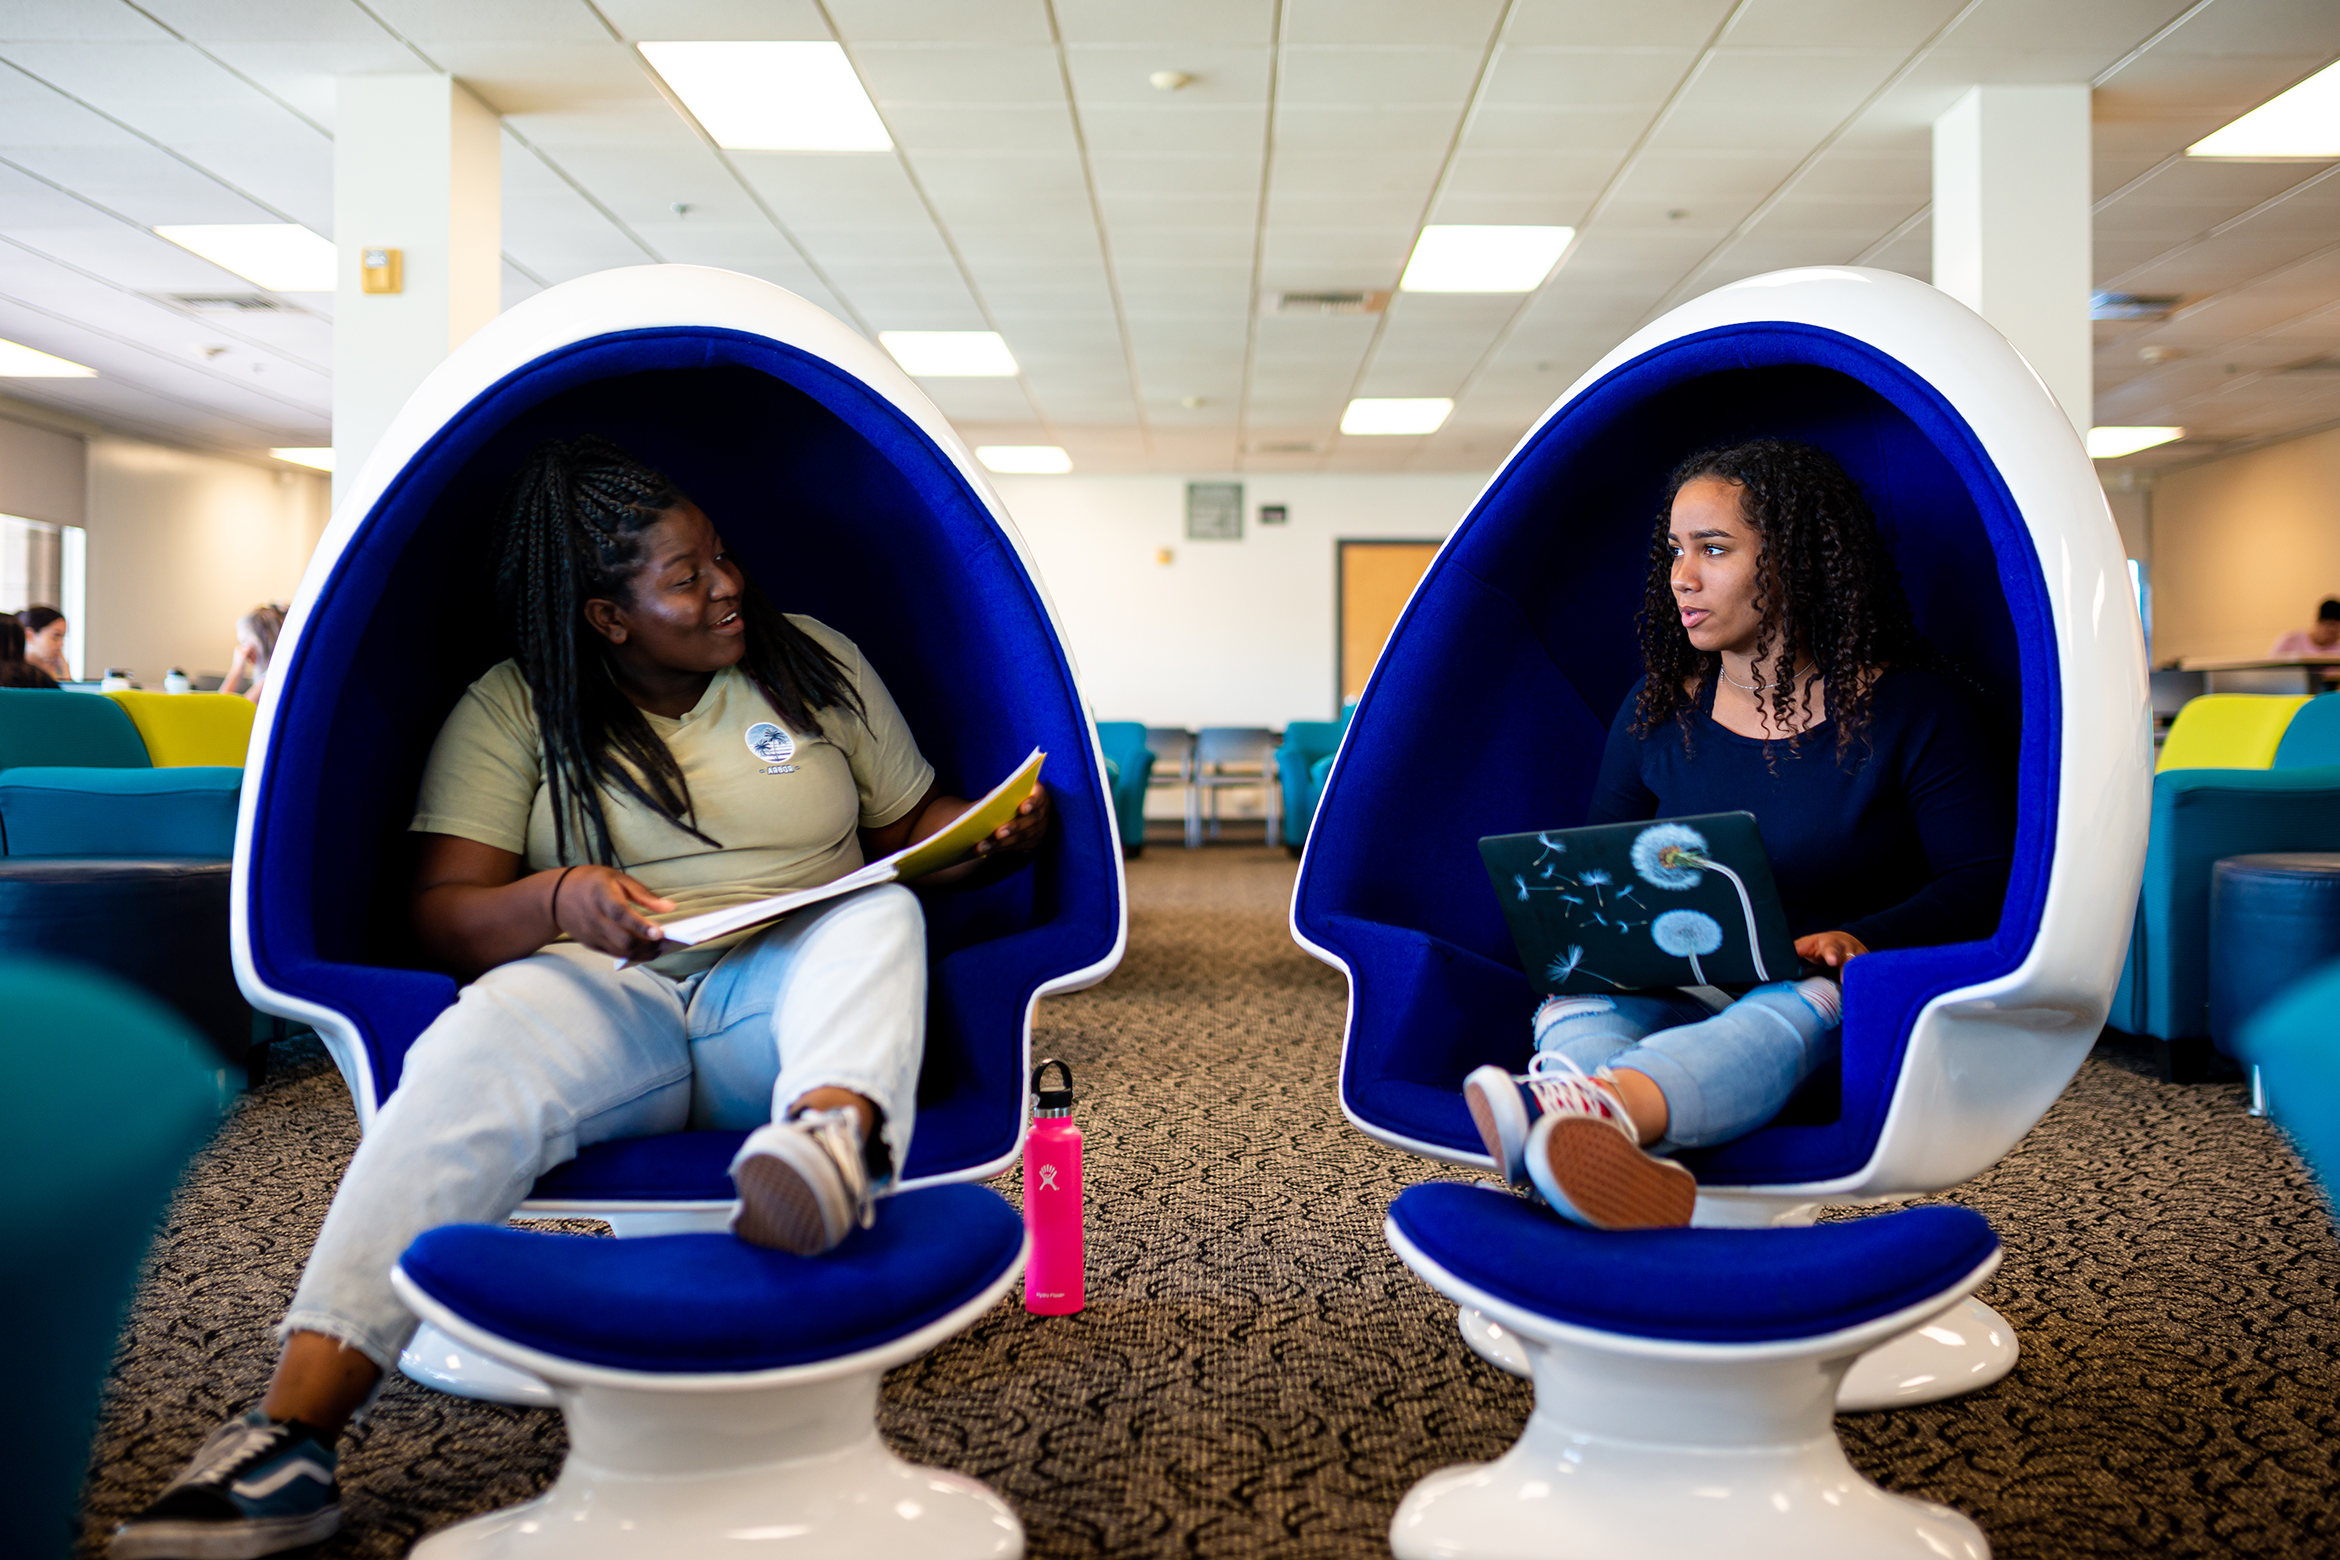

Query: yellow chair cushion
[102,690,255,768]
[2156,693,2312,773]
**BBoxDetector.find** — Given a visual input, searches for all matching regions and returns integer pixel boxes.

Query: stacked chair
[235,265,1125,1554]
[1293,267,2146,1557]
[2112,692,2340,1080]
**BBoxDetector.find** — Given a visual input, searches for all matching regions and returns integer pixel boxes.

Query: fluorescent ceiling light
[155,224,336,292]
[2189,60,2340,158]
[2087,426,2183,459]
[977,445,1071,475]
[881,331,1018,377]
[1342,398,1453,436]
[1399,226,1575,293]
[0,339,95,376]
[639,41,890,151]
[270,447,333,471]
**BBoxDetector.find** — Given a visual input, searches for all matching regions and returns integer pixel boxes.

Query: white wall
[2149,423,2340,665]
[0,411,85,529]
[83,438,331,683]
[993,471,1490,730]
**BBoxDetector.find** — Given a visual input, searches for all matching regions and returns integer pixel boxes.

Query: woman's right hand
[551,865,677,961]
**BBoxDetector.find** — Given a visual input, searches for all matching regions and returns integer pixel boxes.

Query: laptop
[1479,811,1801,994]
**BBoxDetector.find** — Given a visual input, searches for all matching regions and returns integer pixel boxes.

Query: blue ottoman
[392,1184,1028,1559]
[2209,853,2340,1060]
[1385,1184,1998,1560]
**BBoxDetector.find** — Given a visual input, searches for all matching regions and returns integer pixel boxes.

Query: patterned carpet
[77,846,2340,1557]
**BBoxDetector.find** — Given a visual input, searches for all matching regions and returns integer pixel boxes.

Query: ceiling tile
[1054,0,1272,47]
[1278,45,1488,106]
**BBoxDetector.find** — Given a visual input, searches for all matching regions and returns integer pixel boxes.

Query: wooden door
[1338,540,1440,705]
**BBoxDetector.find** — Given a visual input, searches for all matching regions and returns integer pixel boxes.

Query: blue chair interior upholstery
[246,328,1120,1186]
[1389,1183,1998,1343]
[400,1184,1022,1373]
[1298,325,2056,1186]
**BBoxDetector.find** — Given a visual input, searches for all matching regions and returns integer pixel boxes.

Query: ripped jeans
[1530,978,1843,1150]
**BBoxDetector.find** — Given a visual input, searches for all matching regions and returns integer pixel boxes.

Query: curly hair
[493,434,863,866]
[1630,438,1933,761]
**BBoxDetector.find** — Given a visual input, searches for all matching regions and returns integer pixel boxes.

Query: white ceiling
[0,0,2333,475]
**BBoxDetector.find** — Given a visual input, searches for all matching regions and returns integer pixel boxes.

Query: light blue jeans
[1531,977,1843,1151]
[283,884,926,1371]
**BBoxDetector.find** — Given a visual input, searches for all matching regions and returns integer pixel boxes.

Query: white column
[332,75,501,505]
[1931,85,2093,436]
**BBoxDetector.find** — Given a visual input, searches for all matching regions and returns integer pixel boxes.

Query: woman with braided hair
[110,434,1049,1560]
[1461,439,2013,1233]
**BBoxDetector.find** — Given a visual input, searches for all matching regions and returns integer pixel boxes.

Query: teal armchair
[2113,693,2340,1079]
[1094,721,1156,857]
[4,960,220,1558]
[0,688,240,858]
[0,689,254,1074]
[1275,704,1354,857]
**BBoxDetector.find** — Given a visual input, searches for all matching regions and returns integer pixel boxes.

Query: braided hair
[1631,439,1935,761]
[493,434,862,865]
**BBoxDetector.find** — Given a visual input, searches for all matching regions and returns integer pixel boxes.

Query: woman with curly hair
[1463,438,2012,1231]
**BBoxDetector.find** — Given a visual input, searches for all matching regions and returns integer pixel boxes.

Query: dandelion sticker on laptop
[1477,812,1798,994]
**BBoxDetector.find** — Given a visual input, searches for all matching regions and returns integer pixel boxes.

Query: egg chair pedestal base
[407,1371,1021,1560]
[399,1323,556,1407]
[1392,1368,1987,1560]
[1458,1295,2017,1413]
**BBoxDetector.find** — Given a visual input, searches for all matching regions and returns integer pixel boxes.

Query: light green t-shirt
[410,615,935,977]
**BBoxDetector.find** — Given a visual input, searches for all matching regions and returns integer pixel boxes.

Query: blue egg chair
[232,264,1125,1408]
[1292,266,2148,1412]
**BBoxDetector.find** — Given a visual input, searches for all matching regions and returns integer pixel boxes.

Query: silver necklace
[1720,660,1811,693]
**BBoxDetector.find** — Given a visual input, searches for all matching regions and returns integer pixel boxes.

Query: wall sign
[1186,481,1243,540]
[1259,504,1288,525]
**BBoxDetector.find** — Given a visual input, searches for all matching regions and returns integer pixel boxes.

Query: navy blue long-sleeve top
[1589,668,2014,951]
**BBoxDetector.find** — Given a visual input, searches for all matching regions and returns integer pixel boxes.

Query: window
[2,514,85,678]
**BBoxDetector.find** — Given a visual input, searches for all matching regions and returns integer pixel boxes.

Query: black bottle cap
[1031,1057,1074,1117]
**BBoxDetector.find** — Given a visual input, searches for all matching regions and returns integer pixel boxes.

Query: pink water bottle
[1023,1058,1084,1315]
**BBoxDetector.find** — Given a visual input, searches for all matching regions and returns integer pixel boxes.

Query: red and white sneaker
[1463,1054,1631,1188]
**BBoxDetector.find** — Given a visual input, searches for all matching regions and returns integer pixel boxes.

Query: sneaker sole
[1535,1116,1697,1230]
[110,1508,341,1560]
[731,1136,849,1255]
[1462,1069,1529,1186]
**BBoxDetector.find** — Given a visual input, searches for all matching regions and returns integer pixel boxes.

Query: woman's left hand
[1795,929,1869,969]
[973,782,1051,859]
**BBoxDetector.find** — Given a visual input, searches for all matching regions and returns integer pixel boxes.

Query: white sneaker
[728,1107,874,1255]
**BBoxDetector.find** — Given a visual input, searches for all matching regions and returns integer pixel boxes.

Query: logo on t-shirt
[745,722,796,774]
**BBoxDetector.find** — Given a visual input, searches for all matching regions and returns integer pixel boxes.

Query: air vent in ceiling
[2090,292,2182,321]
[1248,439,1322,454]
[163,293,285,313]
[1277,290,1389,316]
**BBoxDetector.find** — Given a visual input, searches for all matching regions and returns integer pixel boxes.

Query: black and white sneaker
[728,1105,875,1255]
[109,1409,340,1560]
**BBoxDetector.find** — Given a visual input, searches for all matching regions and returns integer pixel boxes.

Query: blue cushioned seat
[0,765,242,857]
[400,1184,1022,1373]
[1388,1183,2000,1345]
